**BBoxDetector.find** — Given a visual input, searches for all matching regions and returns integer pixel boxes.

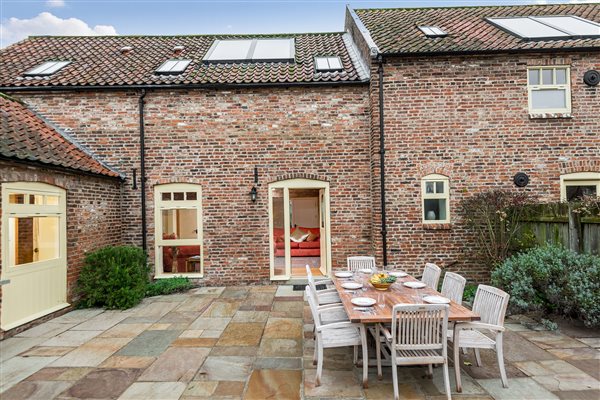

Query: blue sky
[0,0,596,47]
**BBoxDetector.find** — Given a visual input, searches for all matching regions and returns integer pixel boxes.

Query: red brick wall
[371,52,600,281]
[17,85,374,284]
[0,162,122,337]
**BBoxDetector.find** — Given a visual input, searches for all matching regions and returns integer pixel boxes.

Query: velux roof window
[203,38,295,63]
[315,56,343,72]
[155,59,192,75]
[418,26,448,38]
[24,61,70,76]
[487,15,600,40]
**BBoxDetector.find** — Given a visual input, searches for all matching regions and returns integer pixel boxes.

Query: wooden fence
[521,218,600,255]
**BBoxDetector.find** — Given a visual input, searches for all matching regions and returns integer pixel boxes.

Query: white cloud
[46,0,66,7]
[1,12,117,48]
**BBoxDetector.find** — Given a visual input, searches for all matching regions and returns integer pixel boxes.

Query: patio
[0,285,598,400]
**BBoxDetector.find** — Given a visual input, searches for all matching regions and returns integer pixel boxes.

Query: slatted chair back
[441,272,466,304]
[391,304,449,352]
[306,264,319,294]
[472,284,510,327]
[305,286,324,329]
[347,256,376,272]
[421,263,442,290]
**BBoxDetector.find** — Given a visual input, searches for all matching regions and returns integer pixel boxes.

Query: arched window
[560,172,600,201]
[154,183,203,277]
[421,174,450,224]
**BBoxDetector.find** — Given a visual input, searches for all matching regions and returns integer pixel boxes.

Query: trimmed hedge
[76,246,148,309]
[491,245,600,328]
[146,277,193,297]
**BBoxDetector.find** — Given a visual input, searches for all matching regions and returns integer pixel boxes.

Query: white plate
[359,268,373,274]
[351,297,376,307]
[389,271,408,277]
[335,271,353,278]
[341,282,363,290]
[423,295,451,304]
[403,281,426,289]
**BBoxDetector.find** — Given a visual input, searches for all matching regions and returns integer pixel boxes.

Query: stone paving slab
[245,369,302,400]
[56,368,141,399]
[118,381,187,399]
[0,356,59,393]
[0,380,72,400]
[116,330,180,357]
[138,347,210,382]
[51,337,132,367]
[477,377,559,400]
[195,356,254,382]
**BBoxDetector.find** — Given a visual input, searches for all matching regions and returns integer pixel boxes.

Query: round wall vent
[513,172,529,187]
[583,70,600,86]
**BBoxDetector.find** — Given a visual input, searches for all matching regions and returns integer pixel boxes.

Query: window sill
[529,112,572,119]
[422,223,452,230]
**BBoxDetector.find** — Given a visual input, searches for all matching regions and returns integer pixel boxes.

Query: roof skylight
[418,26,448,38]
[487,15,600,40]
[203,38,295,63]
[315,56,343,72]
[24,61,70,76]
[155,59,192,74]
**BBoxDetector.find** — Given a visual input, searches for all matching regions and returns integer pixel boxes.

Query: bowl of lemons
[369,273,397,291]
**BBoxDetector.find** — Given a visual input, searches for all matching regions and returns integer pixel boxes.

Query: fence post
[568,203,581,253]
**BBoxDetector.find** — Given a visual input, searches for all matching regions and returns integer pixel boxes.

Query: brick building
[1,3,599,334]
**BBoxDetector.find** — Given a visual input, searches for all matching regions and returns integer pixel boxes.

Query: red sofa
[273,227,321,257]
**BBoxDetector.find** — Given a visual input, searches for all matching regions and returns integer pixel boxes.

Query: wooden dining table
[332,271,479,324]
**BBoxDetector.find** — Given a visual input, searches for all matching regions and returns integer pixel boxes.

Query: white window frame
[560,172,600,201]
[527,66,571,114]
[421,174,450,224]
[154,183,203,278]
[1,182,67,271]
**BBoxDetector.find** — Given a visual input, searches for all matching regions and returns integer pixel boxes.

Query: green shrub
[463,284,477,304]
[76,246,148,309]
[146,277,193,297]
[492,245,600,328]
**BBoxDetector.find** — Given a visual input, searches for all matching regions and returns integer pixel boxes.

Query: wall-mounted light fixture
[249,166,259,202]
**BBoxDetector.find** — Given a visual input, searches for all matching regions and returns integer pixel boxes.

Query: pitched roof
[354,3,600,55]
[0,94,121,178]
[0,33,366,88]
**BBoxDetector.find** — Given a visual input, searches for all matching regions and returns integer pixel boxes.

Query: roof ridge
[354,3,587,12]
[26,31,347,40]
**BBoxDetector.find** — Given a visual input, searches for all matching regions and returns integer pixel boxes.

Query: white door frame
[1,182,68,331]
[268,178,331,280]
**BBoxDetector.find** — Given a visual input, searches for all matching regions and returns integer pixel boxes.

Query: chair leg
[462,347,468,355]
[353,345,358,365]
[442,361,452,400]
[375,324,382,380]
[313,338,318,366]
[428,364,433,378]
[360,326,369,388]
[392,360,399,400]
[496,334,508,388]
[316,341,324,387]
[474,348,482,367]
[454,342,462,393]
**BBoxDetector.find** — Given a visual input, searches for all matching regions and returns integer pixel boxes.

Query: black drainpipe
[139,89,148,255]
[377,55,388,267]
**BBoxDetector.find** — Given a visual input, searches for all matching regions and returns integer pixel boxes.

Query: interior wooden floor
[292,266,324,276]
[273,256,325,277]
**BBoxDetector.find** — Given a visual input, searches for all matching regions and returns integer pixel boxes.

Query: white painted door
[268,179,331,279]
[1,183,68,331]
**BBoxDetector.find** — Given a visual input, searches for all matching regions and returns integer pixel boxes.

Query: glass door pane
[270,187,290,279]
